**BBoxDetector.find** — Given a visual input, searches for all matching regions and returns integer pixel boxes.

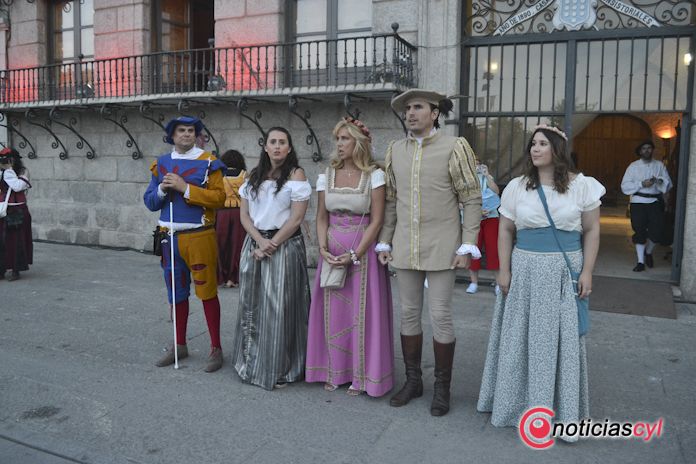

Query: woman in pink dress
[305,117,394,397]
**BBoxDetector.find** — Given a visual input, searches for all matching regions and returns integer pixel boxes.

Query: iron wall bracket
[48,107,96,159]
[99,105,142,160]
[25,109,68,160]
[0,112,36,159]
[289,96,322,162]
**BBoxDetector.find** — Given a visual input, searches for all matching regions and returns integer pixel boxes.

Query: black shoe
[645,253,654,268]
[633,263,645,272]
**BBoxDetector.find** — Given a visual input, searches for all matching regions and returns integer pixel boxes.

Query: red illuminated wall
[215,0,284,91]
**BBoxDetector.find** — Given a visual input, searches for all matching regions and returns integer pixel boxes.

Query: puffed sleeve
[238,180,250,200]
[288,180,311,201]
[316,173,327,192]
[499,177,521,221]
[579,175,606,211]
[371,168,385,189]
[450,137,482,245]
[449,138,480,199]
[2,168,31,191]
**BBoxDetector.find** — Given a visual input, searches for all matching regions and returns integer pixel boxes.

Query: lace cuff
[375,242,392,253]
[456,244,481,259]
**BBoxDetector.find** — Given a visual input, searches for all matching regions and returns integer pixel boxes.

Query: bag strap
[535,185,576,279]
[479,173,487,192]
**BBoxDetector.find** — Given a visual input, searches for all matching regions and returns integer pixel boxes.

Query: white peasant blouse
[240,179,311,230]
[499,174,606,232]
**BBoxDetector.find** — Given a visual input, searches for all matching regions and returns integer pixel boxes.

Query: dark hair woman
[215,149,248,288]
[0,147,32,281]
[232,127,311,390]
[523,127,577,193]
[244,127,300,198]
[220,149,247,174]
[478,125,606,442]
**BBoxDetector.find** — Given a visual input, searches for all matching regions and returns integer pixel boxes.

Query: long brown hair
[246,127,300,199]
[523,128,576,193]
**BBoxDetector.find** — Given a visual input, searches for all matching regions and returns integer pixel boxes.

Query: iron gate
[459,0,696,281]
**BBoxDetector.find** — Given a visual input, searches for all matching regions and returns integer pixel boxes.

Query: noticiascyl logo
[519,407,555,449]
[518,406,665,449]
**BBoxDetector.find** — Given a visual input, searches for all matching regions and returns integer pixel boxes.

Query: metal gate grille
[460,29,694,183]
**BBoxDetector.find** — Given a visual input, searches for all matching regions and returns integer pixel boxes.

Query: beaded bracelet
[349,249,360,265]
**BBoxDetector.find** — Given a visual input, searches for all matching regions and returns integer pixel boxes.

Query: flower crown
[534,124,568,141]
[344,117,372,142]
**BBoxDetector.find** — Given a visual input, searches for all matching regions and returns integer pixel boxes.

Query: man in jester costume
[144,116,227,372]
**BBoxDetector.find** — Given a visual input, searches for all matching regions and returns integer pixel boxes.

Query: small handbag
[5,208,23,228]
[320,261,347,289]
[152,226,168,256]
[536,186,590,336]
[320,211,366,290]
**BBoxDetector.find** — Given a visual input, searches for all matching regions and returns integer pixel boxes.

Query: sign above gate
[492,0,662,36]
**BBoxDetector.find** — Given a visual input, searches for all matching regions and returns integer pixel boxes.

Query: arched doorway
[573,115,652,207]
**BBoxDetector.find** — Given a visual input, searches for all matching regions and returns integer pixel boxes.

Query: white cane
[169,200,179,369]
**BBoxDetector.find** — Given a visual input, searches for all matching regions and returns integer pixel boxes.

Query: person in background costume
[0,147,32,281]
[144,116,226,372]
[377,89,482,416]
[466,162,501,295]
[620,140,672,272]
[216,149,247,288]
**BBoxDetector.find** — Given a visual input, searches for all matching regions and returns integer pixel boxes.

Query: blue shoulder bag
[536,186,590,337]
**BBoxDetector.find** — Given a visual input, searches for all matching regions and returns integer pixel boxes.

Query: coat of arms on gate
[552,0,597,31]
[490,0,662,36]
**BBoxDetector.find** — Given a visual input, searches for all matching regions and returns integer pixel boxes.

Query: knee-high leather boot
[431,338,455,416]
[389,333,424,407]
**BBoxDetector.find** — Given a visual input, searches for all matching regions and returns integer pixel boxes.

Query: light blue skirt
[477,246,589,439]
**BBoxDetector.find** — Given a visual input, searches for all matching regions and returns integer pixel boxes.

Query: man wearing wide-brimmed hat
[377,89,482,416]
[144,116,227,372]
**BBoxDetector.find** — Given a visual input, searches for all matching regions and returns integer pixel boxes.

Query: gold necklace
[344,168,359,177]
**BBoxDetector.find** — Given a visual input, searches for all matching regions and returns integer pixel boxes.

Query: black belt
[258,228,302,240]
[633,192,662,199]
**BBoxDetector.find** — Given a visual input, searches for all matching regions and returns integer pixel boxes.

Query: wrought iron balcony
[0,32,417,109]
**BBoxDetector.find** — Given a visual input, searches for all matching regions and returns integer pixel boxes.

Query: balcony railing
[0,33,416,107]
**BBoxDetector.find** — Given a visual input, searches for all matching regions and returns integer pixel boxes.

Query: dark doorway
[151,0,215,93]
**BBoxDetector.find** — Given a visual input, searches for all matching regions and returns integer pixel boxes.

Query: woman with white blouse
[0,147,32,281]
[231,127,311,390]
[477,125,605,442]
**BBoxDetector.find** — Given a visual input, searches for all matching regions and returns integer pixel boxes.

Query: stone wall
[678,101,696,300]
[16,100,405,265]
[94,0,151,59]
[7,0,46,68]
[215,0,284,47]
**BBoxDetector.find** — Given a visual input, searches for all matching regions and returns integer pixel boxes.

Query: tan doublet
[379,130,482,271]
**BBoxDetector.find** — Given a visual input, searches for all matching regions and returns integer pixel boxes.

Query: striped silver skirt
[477,247,589,438]
[232,233,310,390]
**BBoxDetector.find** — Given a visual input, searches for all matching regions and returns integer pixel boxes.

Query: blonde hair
[329,119,379,172]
